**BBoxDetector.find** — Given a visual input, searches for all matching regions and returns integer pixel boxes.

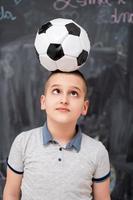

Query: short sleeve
[7,134,24,174]
[93,143,110,182]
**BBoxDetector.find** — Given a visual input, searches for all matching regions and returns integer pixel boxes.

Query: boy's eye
[70,91,78,97]
[52,88,60,94]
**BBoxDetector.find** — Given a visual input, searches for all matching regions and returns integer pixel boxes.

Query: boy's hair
[44,70,88,99]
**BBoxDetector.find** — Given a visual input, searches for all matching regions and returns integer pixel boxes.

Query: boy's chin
[50,117,76,125]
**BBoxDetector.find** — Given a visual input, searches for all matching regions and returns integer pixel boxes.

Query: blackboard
[0,0,133,199]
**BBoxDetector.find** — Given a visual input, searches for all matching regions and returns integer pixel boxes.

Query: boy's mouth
[56,107,70,112]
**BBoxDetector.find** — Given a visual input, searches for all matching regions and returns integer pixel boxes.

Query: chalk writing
[76,0,112,6]
[111,8,133,23]
[0,6,16,21]
[53,0,133,24]
[14,0,23,5]
[53,0,112,10]
[53,0,77,11]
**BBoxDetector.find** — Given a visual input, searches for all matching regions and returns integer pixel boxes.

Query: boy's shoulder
[81,132,101,144]
[17,126,42,137]
[81,132,107,152]
[13,126,43,146]
[80,133,109,164]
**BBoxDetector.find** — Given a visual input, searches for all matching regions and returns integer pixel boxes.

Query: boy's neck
[46,120,77,145]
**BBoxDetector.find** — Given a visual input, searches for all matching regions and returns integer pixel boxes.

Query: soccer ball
[34,18,90,72]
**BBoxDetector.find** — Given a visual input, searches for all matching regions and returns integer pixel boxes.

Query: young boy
[3,70,111,200]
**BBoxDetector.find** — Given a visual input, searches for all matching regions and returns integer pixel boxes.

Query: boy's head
[41,70,89,125]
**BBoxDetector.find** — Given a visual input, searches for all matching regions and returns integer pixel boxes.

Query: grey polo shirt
[7,123,110,200]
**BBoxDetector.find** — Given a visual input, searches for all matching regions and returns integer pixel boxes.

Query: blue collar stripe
[42,122,82,152]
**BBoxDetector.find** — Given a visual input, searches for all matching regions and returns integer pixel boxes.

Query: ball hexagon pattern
[34,18,90,72]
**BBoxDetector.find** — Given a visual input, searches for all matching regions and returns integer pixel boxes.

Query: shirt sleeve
[92,143,110,182]
[7,134,24,174]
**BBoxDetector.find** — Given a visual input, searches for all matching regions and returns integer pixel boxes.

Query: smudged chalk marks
[14,0,23,5]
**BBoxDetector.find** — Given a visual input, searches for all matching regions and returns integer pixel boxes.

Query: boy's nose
[60,94,69,104]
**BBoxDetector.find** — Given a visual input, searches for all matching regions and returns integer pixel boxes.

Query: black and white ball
[34,18,90,72]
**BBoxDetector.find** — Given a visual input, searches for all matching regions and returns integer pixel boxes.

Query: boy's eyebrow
[50,84,81,91]
[50,84,61,88]
[71,86,81,92]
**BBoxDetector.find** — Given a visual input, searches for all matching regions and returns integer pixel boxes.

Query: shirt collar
[42,123,53,145]
[42,122,82,152]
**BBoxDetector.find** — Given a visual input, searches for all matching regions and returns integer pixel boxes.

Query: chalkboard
[0,0,133,199]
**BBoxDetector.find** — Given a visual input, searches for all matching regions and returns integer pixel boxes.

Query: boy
[3,70,111,200]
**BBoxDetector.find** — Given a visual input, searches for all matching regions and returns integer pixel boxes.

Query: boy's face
[40,73,89,125]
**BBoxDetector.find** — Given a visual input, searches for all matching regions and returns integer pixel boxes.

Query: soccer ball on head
[34,18,90,72]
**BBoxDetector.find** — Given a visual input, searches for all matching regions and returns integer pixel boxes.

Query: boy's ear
[40,95,46,110]
[81,100,89,116]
